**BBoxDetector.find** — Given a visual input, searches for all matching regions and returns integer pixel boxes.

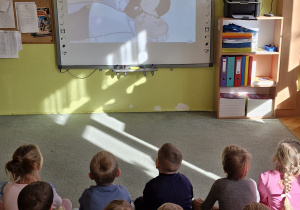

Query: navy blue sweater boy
[135,143,193,210]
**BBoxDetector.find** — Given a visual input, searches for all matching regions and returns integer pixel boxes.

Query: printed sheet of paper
[15,2,39,33]
[0,30,22,58]
[0,0,15,28]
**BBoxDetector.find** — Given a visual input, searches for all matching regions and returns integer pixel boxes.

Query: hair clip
[281,193,291,198]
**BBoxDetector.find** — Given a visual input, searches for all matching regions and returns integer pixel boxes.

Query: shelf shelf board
[220,16,282,21]
[221,51,280,56]
[217,116,276,119]
[220,85,276,89]
[215,17,283,119]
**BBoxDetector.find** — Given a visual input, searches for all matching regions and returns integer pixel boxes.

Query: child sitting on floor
[242,202,270,210]
[258,139,300,210]
[0,144,72,210]
[157,202,183,210]
[17,181,53,210]
[79,151,131,210]
[134,143,193,210]
[104,199,133,210]
[194,144,257,210]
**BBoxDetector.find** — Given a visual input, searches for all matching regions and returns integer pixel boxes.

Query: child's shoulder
[0,182,8,197]
[177,173,192,182]
[86,184,129,192]
[215,178,254,185]
[156,172,189,179]
[81,184,131,201]
[156,173,193,185]
[114,184,130,192]
[48,182,56,189]
[260,170,281,178]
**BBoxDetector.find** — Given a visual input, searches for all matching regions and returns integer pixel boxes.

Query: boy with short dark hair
[17,181,53,210]
[135,143,193,210]
[79,151,131,210]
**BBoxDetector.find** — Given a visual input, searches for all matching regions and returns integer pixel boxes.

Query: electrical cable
[269,0,273,14]
[260,0,264,12]
[61,69,98,79]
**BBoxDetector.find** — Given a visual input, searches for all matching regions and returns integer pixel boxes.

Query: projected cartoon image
[135,13,169,42]
[94,0,170,18]
[56,0,211,67]
[67,0,195,43]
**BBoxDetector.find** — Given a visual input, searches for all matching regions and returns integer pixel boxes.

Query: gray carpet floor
[0,112,298,208]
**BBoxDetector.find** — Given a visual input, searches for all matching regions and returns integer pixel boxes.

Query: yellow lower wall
[0,45,216,114]
[0,0,275,115]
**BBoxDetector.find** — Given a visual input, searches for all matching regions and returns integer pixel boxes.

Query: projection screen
[53,0,214,69]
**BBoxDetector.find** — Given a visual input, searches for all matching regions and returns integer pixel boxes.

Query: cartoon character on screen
[124,0,170,19]
[97,0,171,42]
[83,0,171,18]
[73,0,170,42]
[134,12,169,42]
[126,0,171,41]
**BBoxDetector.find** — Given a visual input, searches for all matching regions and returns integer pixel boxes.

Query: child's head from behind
[89,151,119,186]
[5,144,43,182]
[242,202,270,210]
[273,139,300,176]
[104,199,133,210]
[156,143,182,173]
[158,202,183,210]
[17,181,53,210]
[222,145,251,180]
[272,139,300,210]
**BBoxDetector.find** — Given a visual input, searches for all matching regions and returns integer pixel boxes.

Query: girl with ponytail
[0,144,72,210]
[258,139,300,210]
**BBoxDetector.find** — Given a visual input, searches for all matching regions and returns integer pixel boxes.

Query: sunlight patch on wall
[247,100,273,117]
[276,87,290,106]
[61,97,90,113]
[92,99,116,113]
[43,79,90,117]
[175,103,190,111]
[83,125,158,178]
[154,106,162,111]
[101,77,118,90]
[126,77,147,94]
[104,99,116,106]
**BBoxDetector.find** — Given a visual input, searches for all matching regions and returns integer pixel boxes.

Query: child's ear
[88,173,94,180]
[37,162,42,171]
[156,159,159,169]
[116,169,121,177]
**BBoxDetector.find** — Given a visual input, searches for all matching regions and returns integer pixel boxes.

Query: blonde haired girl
[0,144,72,210]
[258,139,300,210]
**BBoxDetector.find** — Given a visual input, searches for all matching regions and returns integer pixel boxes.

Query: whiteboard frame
[53,0,214,70]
